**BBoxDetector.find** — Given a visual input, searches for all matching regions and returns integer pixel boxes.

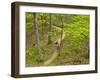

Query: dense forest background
[25,12,89,67]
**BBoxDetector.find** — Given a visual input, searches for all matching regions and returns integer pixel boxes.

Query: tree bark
[56,15,58,35]
[33,13,42,60]
[41,15,45,40]
[60,15,64,46]
[48,14,52,44]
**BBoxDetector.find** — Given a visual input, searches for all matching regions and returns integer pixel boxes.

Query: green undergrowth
[26,26,61,66]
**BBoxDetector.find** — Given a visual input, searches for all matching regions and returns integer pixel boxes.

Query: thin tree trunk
[60,15,64,46]
[41,15,45,40]
[33,13,42,60]
[59,15,64,56]
[48,14,52,44]
[56,15,58,35]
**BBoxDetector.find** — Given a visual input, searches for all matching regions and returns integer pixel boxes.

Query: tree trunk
[60,15,64,46]
[48,14,52,44]
[56,15,59,35]
[59,15,64,56]
[33,13,43,60]
[41,15,45,40]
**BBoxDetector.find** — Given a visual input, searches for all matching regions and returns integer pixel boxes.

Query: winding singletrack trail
[44,27,65,66]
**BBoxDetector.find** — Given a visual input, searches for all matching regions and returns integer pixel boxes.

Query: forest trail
[44,27,65,66]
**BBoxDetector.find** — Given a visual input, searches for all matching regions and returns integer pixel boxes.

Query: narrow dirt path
[43,27,65,66]
[44,49,58,65]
